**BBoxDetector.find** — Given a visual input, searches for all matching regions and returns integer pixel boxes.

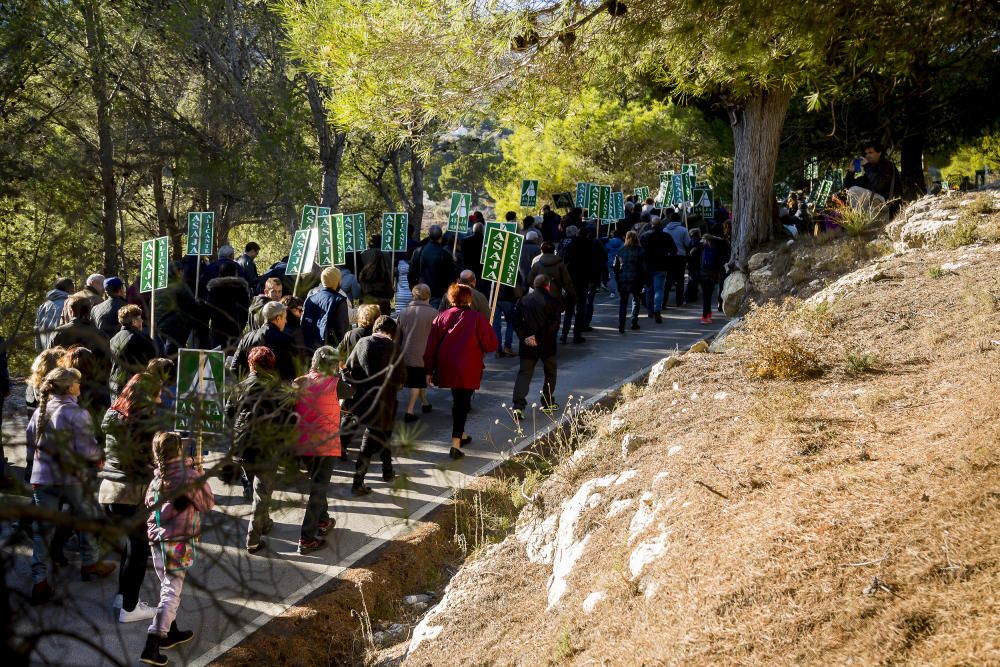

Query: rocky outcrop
[887,190,1000,248]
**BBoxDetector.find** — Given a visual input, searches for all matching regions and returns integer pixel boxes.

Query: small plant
[928,266,945,279]
[939,219,978,248]
[553,627,576,661]
[731,300,826,380]
[967,193,997,215]
[845,348,877,375]
[837,200,888,238]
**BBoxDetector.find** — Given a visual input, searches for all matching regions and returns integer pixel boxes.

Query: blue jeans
[618,289,642,326]
[645,271,667,315]
[32,484,99,584]
[493,300,515,349]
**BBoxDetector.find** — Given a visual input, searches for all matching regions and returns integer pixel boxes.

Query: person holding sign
[510,274,563,420]
[423,283,498,460]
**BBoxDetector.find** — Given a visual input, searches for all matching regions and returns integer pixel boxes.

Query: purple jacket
[25,395,100,486]
[145,457,215,543]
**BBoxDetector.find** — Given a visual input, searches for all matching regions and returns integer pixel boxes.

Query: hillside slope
[404,194,1000,666]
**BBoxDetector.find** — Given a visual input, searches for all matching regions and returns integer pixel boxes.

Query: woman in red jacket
[424,283,498,459]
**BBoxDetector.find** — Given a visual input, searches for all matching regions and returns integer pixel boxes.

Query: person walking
[558,226,595,344]
[50,296,112,386]
[109,305,157,400]
[301,267,351,353]
[291,346,342,554]
[231,301,297,381]
[423,283,498,460]
[408,225,458,308]
[510,275,562,420]
[357,236,393,305]
[236,241,261,292]
[459,222,486,290]
[91,277,128,339]
[397,284,437,422]
[664,211,691,307]
[527,242,575,327]
[139,431,214,666]
[605,229,625,298]
[26,367,116,605]
[613,231,647,333]
[99,372,165,623]
[438,270,490,319]
[699,224,731,325]
[205,263,251,352]
[344,316,405,495]
[639,218,677,323]
[34,277,74,351]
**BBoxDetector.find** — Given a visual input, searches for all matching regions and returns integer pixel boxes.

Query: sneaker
[421,404,433,414]
[161,623,194,649]
[654,312,663,324]
[297,538,327,555]
[511,408,524,421]
[317,518,335,536]
[382,469,396,483]
[403,412,419,423]
[351,485,373,497]
[700,315,712,324]
[540,403,560,415]
[140,634,167,666]
[120,601,157,623]
[81,561,116,582]
[247,539,265,554]
[448,447,465,460]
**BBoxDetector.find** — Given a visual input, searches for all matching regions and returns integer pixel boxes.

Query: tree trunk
[899,131,927,201]
[80,0,118,275]
[729,87,793,268]
[409,148,425,232]
[304,74,346,210]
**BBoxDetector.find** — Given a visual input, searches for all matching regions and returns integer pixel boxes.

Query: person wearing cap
[301,267,351,353]
[91,277,128,338]
[74,274,106,309]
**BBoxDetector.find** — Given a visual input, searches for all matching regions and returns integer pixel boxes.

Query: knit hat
[103,277,124,292]
[321,266,342,290]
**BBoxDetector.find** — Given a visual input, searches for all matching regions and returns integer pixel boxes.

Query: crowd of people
[7,193,732,665]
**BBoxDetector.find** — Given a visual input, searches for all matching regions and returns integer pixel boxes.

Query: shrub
[928,266,945,279]
[967,193,997,215]
[845,348,877,375]
[939,219,978,248]
[837,201,888,238]
[731,300,826,380]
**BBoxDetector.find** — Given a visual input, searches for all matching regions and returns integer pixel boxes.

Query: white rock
[628,492,657,543]
[608,415,627,432]
[621,433,644,460]
[722,270,748,317]
[373,623,407,647]
[747,252,770,272]
[616,470,638,485]
[713,391,728,400]
[630,531,670,578]
[689,392,699,400]
[672,381,680,391]
[653,472,669,485]
[607,499,635,517]
[668,445,683,457]
[587,492,604,508]
[582,591,606,613]
[404,594,433,605]
[941,261,964,271]
[516,513,558,565]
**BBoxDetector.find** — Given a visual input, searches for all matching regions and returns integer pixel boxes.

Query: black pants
[701,276,719,317]
[353,427,392,489]
[561,287,587,340]
[299,456,334,541]
[666,256,687,307]
[512,355,557,410]
[451,388,474,439]
[104,503,150,611]
[340,412,361,456]
[685,269,702,303]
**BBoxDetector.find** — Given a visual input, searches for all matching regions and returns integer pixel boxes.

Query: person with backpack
[301,267,351,353]
[409,225,459,308]
[699,224,731,324]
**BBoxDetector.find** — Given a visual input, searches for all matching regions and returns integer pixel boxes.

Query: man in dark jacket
[344,316,405,496]
[302,267,350,352]
[153,264,204,355]
[357,237,393,303]
[236,241,261,292]
[541,205,562,243]
[639,218,678,323]
[845,141,902,202]
[50,295,113,383]
[230,301,297,381]
[91,277,128,338]
[559,227,598,344]
[109,305,157,399]
[205,263,251,351]
[409,225,458,308]
[510,275,562,419]
[248,277,284,330]
[459,222,486,293]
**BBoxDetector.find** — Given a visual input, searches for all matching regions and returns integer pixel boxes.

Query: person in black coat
[408,225,458,308]
[559,227,599,344]
[639,218,678,322]
[510,275,563,418]
[153,264,204,355]
[230,301,297,381]
[541,205,562,244]
[91,277,128,339]
[301,267,350,352]
[205,262,251,352]
[459,223,486,293]
[343,316,405,496]
[50,295,112,389]
[109,305,157,399]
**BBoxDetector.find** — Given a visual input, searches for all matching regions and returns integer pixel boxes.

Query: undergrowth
[732,300,828,380]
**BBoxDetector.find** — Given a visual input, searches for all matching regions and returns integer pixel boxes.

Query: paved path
[2,296,725,666]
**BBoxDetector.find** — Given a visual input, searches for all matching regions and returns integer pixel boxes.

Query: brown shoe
[81,561,117,582]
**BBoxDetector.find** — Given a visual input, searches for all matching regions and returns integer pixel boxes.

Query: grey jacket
[34,289,70,351]
[92,295,127,339]
[398,301,439,367]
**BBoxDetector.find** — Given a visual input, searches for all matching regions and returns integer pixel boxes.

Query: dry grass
[729,300,828,380]
[406,242,1000,667]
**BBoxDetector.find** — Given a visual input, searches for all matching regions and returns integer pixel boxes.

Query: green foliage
[928,266,944,279]
[939,220,978,249]
[487,89,730,213]
[845,348,877,376]
[936,129,1000,183]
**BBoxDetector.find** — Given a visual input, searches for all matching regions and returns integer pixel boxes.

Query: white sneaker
[119,601,157,623]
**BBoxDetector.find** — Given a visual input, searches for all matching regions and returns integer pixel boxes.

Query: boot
[140,634,168,666]
[161,621,194,649]
[352,455,372,492]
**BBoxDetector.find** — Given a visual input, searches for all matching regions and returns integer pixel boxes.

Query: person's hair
[504,211,517,222]
[411,283,431,301]
[459,270,476,286]
[645,197,654,205]
[541,241,555,253]
[261,300,287,323]
[66,295,92,319]
[565,225,579,238]
[447,282,473,308]
[428,225,444,241]
[523,215,535,227]
[533,274,551,289]
[357,303,381,328]
[280,295,303,311]
[321,266,342,290]
[30,348,67,391]
[218,262,237,278]
[54,277,74,293]
[310,346,339,374]
[218,244,235,259]
[152,431,183,469]
[111,372,163,421]
[472,222,484,234]
[118,304,142,325]
[373,315,397,336]
[86,274,104,288]
[60,345,97,383]
[543,204,551,211]
[669,210,682,222]
[248,346,276,372]
[862,140,884,154]
[264,277,283,293]
[624,230,639,246]
[369,234,381,249]
[525,230,540,243]
[652,218,664,229]
[146,358,175,384]
[245,242,260,253]
[39,367,81,398]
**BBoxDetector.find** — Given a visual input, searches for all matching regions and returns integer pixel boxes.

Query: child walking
[140,432,215,666]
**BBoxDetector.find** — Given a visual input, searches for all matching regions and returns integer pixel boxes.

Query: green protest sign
[805,157,819,181]
[448,192,471,232]
[654,181,668,208]
[692,185,715,216]
[300,204,321,230]
[286,228,313,276]
[332,213,347,265]
[480,221,519,263]
[354,213,367,252]
[186,212,215,256]
[342,213,357,254]
[520,179,538,208]
[575,182,589,209]
[598,185,612,221]
[659,171,670,185]
[382,213,408,252]
[634,185,650,200]
[681,164,697,203]
[587,183,601,218]
[814,178,834,209]
[482,227,523,288]
[316,208,334,267]
[140,236,170,293]
[611,191,625,220]
[175,349,225,434]
[671,174,685,207]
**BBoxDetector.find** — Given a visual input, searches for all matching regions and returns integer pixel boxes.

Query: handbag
[336,368,357,401]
